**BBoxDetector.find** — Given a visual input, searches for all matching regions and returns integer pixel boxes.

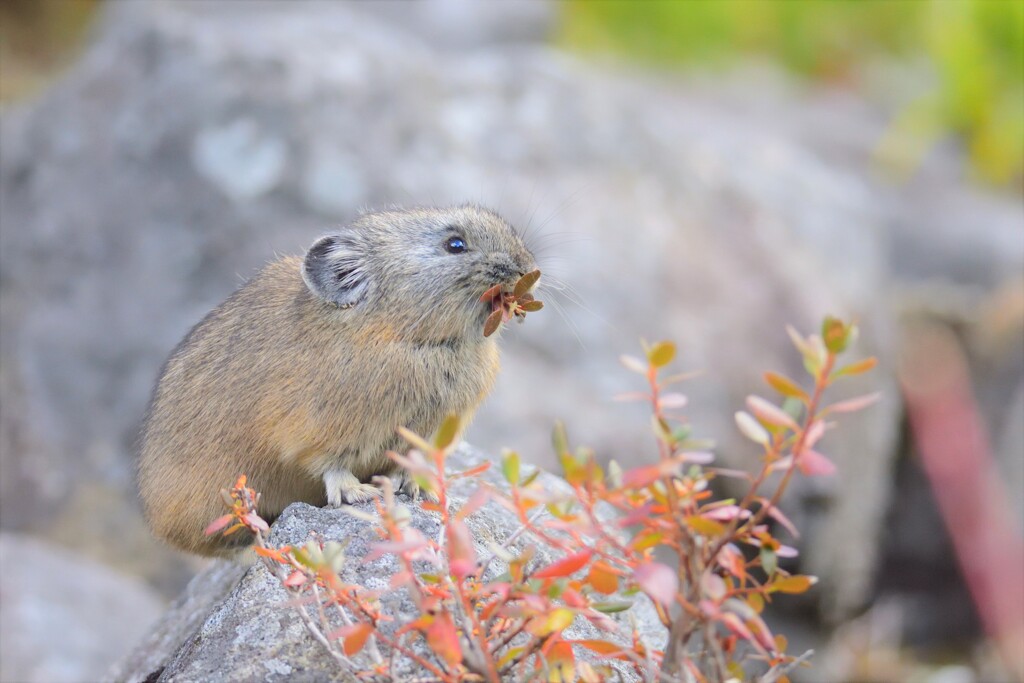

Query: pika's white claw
[324,468,381,507]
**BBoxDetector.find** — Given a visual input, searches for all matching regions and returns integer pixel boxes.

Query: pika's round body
[138,206,536,557]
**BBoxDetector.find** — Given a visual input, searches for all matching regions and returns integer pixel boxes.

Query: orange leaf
[770,575,817,594]
[426,613,462,667]
[334,623,373,656]
[832,356,878,379]
[763,371,809,402]
[453,462,492,479]
[571,639,628,660]
[587,561,619,595]
[686,516,726,536]
[547,640,575,682]
[533,549,593,579]
[527,608,575,636]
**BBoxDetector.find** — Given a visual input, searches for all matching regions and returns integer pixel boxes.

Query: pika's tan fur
[138,206,536,557]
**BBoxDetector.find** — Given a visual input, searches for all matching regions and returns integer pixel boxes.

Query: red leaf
[717,543,746,579]
[483,309,503,337]
[658,392,688,409]
[746,395,800,431]
[455,487,490,521]
[797,449,836,477]
[446,519,477,580]
[479,284,502,303]
[827,391,882,414]
[634,562,678,607]
[804,419,827,448]
[283,571,306,587]
[758,500,800,539]
[533,549,593,579]
[701,505,751,521]
[243,511,270,532]
[701,571,727,602]
[204,514,234,536]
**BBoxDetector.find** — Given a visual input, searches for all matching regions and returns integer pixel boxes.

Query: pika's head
[302,205,537,341]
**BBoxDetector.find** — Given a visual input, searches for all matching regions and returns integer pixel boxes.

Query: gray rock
[108,560,247,683]
[123,445,662,682]
[0,533,166,683]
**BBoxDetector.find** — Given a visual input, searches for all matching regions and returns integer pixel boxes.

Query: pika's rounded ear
[302,234,369,308]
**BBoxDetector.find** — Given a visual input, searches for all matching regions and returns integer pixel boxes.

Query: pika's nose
[487,255,522,283]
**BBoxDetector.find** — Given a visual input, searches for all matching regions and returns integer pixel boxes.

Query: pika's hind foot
[324,468,382,506]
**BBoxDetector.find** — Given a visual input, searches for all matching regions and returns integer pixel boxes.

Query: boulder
[112,445,663,683]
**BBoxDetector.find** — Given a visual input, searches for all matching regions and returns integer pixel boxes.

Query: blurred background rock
[0,1,1020,682]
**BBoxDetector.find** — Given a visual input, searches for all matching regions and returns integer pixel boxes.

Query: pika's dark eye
[445,236,467,254]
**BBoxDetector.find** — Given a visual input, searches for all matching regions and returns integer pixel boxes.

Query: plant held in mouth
[479,269,544,337]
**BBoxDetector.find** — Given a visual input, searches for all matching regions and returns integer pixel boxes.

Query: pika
[138,205,537,557]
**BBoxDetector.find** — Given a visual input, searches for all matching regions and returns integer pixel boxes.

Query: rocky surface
[113,445,664,683]
[0,533,165,683]
[0,1,1021,678]
[106,559,247,683]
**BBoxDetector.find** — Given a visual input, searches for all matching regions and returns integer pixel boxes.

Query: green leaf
[552,421,570,457]
[760,546,778,577]
[502,450,521,486]
[781,397,804,421]
[647,341,676,368]
[592,601,634,614]
[735,411,770,445]
[433,414,461,450]
[651,415,674,444]
[521,468,541,487]
[821,316,850,354]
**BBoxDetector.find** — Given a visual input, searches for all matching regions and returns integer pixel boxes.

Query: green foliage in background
[560,0,1024,188]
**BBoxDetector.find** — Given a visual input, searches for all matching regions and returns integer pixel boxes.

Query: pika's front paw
[324,469,382,507]
[392,470,440,503]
